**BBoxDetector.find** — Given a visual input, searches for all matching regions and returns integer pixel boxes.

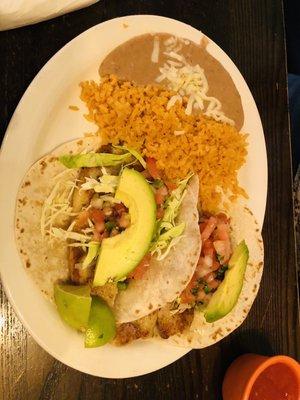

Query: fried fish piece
[72,167,102,212]
[91,283,118,308]
[114,312,158,346]
[156,305,194,339]
[68,246,94,285]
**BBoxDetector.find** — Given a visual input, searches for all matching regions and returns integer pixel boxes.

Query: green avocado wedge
[204,241,249,323]
[85,297,116,348]
[93,168,156,286]
[54,283,91,331]
[59,152,133,168]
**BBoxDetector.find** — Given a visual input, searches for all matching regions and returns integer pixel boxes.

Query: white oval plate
[0,15,267,378]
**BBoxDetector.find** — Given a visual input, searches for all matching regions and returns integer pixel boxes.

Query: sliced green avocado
[85,297,116,348]
[93,168,156,286]
[204,241,249,323]
[54,283,91,331]
[59,152,132,168]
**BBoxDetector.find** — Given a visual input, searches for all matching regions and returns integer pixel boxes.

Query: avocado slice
[54,283,91,331]
[204,241,249,323]
[59,152,132,168]
[85,297,116,347]
[93,168,156,286]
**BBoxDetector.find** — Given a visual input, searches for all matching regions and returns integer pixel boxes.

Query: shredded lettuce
[163,173,193,224]
[80,174,119,194]
[51,227,92,242]
[82,242,100,269]
[114,145,146,168]
[40,169,78,238]
[150,173,193,260]
[59,152,133,169]
[150,223,185,260]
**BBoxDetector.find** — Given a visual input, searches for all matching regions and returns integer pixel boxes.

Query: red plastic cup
[222,354,300,400]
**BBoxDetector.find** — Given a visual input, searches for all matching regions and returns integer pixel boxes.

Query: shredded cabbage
[114,145,146,168]
[82,242,100,269]
[80,174,119,194]
[40,169,78,238]
[51,227,92,242]
[150,173,193,259]
[150,223,185,260]
[163,173,193,224]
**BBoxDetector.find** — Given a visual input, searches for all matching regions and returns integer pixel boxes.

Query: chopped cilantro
[117,281,128,291]
[216,253,223,262]
[204,285,211,294]
[191,286,199,296]
[105,221,116,232]
[152,179,164,189]
[216,265,228,280]
[195,301,205,311]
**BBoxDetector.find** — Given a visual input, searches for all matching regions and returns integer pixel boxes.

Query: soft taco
[15,136,263,348]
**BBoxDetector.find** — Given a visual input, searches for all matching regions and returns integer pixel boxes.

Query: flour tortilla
[114,175,201,323]
[159,203,264,348]
[15,136,103,299]
[15,137,201,320]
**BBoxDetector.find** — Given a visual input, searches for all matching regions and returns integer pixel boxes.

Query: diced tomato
[201,216,217,241]
[199,221,207,233]
[214,222,230,241]
[211,260,221,271]
[202,239,216,258]
[156,206,164,219]
[155,186,168,205]
[75,210,90,230]
[180,276,198,303]
[213,240,231,264]
[128,254,151,280]
[89,208,105,233]
[216,213,229,224]
[146,157,160,179]
[165,181,177,191]
[114,203,127,216]
[89,208,105,224]
[208,279,220,289]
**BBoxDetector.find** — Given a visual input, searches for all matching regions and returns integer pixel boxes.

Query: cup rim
[242,355,300,399]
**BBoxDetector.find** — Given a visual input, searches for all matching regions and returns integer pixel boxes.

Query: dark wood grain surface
[0,1,299,399]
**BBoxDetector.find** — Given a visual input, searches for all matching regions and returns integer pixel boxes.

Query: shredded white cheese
[151,36,160,63]
[156,37,235,125]
[40,169,78,239]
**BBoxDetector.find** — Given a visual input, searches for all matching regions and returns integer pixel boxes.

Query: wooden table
[0,1,299,399]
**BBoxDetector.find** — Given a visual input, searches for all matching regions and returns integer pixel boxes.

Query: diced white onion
[167,95,182,110]
[155,40,235,125]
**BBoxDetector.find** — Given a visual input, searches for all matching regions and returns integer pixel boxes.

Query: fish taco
[15,136,263,348]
